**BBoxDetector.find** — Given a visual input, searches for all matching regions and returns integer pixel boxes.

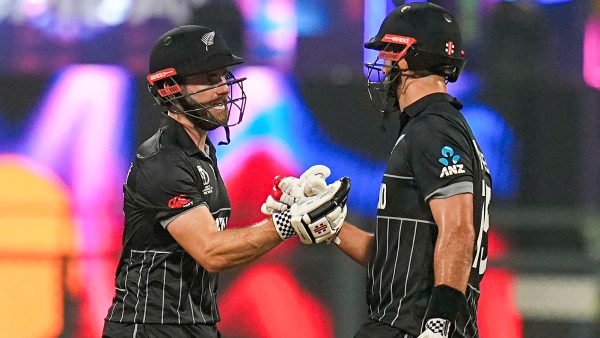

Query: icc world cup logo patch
[197,166,213,195]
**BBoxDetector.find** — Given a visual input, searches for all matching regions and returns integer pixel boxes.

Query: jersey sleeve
[135,153,207,228]
[407,114,475,202]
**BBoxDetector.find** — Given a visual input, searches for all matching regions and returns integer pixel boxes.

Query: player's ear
[398,59,409,71]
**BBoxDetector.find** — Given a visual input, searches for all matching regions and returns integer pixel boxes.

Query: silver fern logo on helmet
[201,31,215,50]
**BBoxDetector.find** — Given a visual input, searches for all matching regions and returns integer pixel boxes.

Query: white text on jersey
[440,164,466,178]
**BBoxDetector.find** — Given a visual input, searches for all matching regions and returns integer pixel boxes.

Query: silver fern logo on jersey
[439,146,465,178]
[201,31,215,50]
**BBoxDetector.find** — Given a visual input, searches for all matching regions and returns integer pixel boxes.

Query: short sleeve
[135,153,207,228]
[407,114,474,202]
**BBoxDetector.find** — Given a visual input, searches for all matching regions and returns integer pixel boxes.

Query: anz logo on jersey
[438,146,465,178]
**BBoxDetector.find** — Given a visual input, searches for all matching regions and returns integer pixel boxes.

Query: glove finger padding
[277,175,328,202]
[279,165,330,198]
[290,177,350,244]
[260,176,297,216]
[299,164,331,181]
[324,204,347,244]
[263,165,331,216]
[261,195,289,215]
[304,175,328,196]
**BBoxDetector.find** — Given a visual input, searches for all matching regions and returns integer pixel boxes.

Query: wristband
[273,210,296,240]
[425,285,466,323]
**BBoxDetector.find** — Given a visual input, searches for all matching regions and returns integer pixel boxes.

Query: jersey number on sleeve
[377,183,386,210]
[472,180,491,275]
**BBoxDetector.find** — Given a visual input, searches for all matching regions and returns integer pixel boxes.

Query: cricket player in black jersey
[327,3,492,338]
[102,25,349,338]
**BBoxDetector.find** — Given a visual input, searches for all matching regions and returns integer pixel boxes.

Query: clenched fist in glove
[261,165,331,215]
[271,176,350,245]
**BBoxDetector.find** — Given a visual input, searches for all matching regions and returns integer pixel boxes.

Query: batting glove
[417,318,451,338]
[261,165,331,215]
[272,177,350,243]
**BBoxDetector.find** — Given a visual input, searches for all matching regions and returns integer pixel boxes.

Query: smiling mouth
[212,101,227,109]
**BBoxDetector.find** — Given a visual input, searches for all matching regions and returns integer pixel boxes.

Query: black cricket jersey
[105,117,231,326]
[367,93,492,338]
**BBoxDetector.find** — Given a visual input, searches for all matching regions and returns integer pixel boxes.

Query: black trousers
[102,321,221,338]
[354,319,415,338]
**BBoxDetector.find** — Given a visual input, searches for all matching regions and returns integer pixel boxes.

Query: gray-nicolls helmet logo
[201,31,215,51]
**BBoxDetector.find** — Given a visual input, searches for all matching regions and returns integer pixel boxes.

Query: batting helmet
[365,2,466,82]
[146,25,247,143]
[149,25,243,78]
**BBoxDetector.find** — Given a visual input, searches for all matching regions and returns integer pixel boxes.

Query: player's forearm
[195,219,282,272]
[432,223,475,292]
[336,222,374,267]
[429,193,475,292]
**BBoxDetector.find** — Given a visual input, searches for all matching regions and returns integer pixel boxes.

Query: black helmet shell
[149,25,243,77]
[365,3,465,82]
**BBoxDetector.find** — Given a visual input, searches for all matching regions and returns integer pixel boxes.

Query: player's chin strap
[218,126,231,145]
[380,96,400,132]
[380,68,401,132]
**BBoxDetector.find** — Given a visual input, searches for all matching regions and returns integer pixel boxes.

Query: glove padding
[290,177,350,244]
[261,165,330,215]
[417,318,451,338]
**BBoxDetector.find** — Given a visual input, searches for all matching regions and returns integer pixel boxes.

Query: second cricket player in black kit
[332,3,493,338]
[366,93,491,337]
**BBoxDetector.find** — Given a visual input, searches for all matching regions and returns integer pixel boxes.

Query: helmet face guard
[365,34,417,114]
[147,25,248,144]
[147,67,247,132]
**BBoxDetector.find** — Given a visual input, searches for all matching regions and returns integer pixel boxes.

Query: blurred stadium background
[0,0,599,337]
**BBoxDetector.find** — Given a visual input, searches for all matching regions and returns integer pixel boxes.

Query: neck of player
[398,75,448,111]
[168,111,208,151]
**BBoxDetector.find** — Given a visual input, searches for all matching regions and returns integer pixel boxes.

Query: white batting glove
[325,204,347,245]
[272,177,350,243]
[290,177,350,245]
[261,165,331,215]
[280,164,330,198]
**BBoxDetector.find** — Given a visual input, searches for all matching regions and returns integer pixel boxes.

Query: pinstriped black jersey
[105,117,230,326]
[367,93,492,338]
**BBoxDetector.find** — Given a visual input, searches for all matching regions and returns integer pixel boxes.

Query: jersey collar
[402,93,463,118]
[162,116,216,159]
